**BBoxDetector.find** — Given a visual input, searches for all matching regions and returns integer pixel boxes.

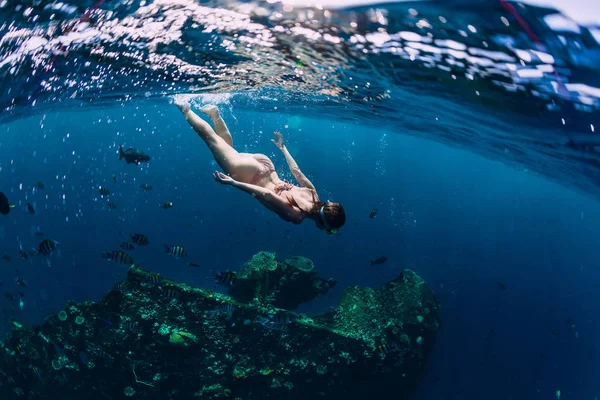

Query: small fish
[1,254,10,262]
[102,250,134,265]
[48,339,65,356]
[93,316,113,326]
[91,347,113,361]
[32,366,41,377]
[186,262,201,268]
[270,310,298,325]
[107,202,118,210]
[369,208,378,218]
[257,310,298,331]
[121,320,137,330]
[79,351,90,366]
[27,203,35,214]
[20,249,32,260]
[15,277,27,288]
[208,304,235,318]
[164,245,186,259]
[556,390,561,400]
[214,271,237,286]
[36,182,44,189]
[120,242,135,250]
[160,201,174,210]
[496,282,507,290]
[139,184,153,191]
[175,331,197,346]
[148,274,162,285]
[37,239,58,256]
[0,192,11,215]
[16,343,25,355]
[266,323,289,331]
[5,292,15,301]
[98,187,110,196]
[131,233,149,246]
[119,146,151,165]
[162,287,178,298]
[415,336,423,345]
[113,282,127,292]
[112,175,116,184]
[371,256,388,265]
[256,318,289,331]
[377,343,399,356]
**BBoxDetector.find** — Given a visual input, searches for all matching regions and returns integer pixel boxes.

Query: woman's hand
[213,171,235,185]
[271,132,285,151]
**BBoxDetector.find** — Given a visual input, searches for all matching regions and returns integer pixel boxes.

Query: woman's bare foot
[173,94,192,113]
[200,104,219,119]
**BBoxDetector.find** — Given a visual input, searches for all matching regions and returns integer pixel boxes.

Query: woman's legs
[200,105,233,147]
[174,97,262,183]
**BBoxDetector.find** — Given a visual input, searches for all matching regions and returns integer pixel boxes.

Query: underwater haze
[1,0,600,399]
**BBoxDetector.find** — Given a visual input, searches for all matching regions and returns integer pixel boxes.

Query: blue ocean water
[1,0,600,399]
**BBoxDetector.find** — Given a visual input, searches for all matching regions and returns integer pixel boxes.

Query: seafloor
[0,252,441,400]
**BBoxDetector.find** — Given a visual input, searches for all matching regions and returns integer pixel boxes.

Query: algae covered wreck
[0,252,441,400]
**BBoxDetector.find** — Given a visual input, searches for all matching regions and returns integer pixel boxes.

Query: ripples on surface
[0,0,599,197]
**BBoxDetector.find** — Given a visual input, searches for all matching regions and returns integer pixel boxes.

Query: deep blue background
[1,99,599,399]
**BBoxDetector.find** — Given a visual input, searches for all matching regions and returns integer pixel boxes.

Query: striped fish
[130,233,149,246]
[260,321,289,332]
[98,187,110,196]
[102,250,134,265]
[121,320,136,331]
[19,249,31,259]
[113,282,127,293]
[37,239,58,256]
[160,201,174,210]
[120,242,135,250]
[148,274,162,285]
[16,343,26,354]
[270,310,299,325]
[163,287,178,298]
[88,346,113,361]
[377,343,399,356]
[208,304,235,318]
[257,310,298,331]
[164,245,186,259]
[175,332,197,346]
[214,271,237,286]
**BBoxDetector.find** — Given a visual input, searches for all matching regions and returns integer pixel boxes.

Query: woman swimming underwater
[174,97,346,234]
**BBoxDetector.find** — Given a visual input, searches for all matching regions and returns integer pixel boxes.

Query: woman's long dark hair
[312,200,346,230]
[289,189,346,229]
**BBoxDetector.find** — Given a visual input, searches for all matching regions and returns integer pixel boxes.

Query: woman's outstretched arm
[213,171,303,223]
[271,132,316,190]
